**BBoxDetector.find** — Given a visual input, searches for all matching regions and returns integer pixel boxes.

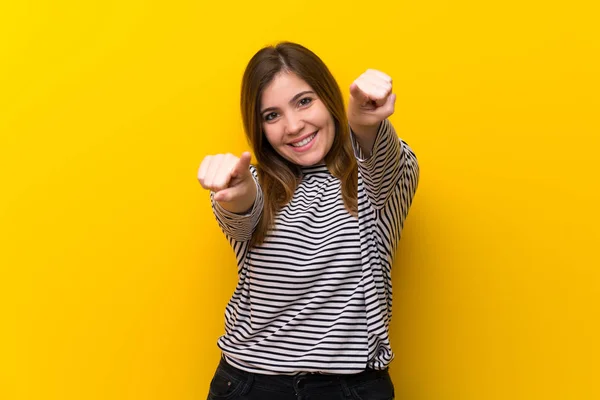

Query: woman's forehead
[262,72,313,102]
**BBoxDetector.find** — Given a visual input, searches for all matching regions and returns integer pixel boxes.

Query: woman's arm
[347,70,419,209]
[347,69,396,156]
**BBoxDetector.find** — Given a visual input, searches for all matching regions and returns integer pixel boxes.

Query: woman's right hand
[197,152,257,213]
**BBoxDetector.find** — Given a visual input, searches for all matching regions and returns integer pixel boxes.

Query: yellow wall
[1,1,598,399]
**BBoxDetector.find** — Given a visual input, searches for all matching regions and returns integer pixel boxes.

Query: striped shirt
[210,119,419,374]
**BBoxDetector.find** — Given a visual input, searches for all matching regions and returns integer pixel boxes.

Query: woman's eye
[299,97,313,106]
[264,112,278,121]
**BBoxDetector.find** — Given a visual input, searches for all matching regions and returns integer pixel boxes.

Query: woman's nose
[285,113,305,135]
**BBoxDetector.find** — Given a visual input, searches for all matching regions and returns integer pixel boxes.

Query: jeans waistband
[217,356,389,391]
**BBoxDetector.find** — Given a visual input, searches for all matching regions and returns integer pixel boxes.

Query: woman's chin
[291,155,324,167]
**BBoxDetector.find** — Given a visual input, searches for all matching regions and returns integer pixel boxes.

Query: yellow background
[1,1,598,399]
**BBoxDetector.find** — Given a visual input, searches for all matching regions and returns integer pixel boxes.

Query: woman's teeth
[291,132,317,147]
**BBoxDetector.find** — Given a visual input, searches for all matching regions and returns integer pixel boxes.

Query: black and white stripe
[211,119,419,374]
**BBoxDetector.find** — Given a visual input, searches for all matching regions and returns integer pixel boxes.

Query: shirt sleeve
[210,165,264,243]
[351,119,419,209]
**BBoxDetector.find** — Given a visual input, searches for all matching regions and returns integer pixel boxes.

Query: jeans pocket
[350,374,395,400]
[208,369,244,399]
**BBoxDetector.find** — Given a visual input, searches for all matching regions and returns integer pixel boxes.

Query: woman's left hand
[348,69,396,130]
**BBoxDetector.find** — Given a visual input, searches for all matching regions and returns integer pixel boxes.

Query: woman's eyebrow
[261,91,315,114]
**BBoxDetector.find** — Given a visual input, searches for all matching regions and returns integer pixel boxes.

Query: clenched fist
[348,69,396,130]
[197,152,257,213]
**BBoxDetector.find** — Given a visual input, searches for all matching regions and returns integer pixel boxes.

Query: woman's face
[260,71,335,166]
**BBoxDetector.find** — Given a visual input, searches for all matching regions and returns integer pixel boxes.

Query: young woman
[198,42,419,400]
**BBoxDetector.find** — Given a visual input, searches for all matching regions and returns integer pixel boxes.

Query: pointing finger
[231,152,252,178]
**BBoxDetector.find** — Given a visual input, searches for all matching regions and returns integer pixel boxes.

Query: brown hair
[241,42,357,246]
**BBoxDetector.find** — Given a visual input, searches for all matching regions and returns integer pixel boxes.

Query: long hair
[241,42,358,246]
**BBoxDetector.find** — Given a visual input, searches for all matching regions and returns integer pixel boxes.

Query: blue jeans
[207,357,395,400]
